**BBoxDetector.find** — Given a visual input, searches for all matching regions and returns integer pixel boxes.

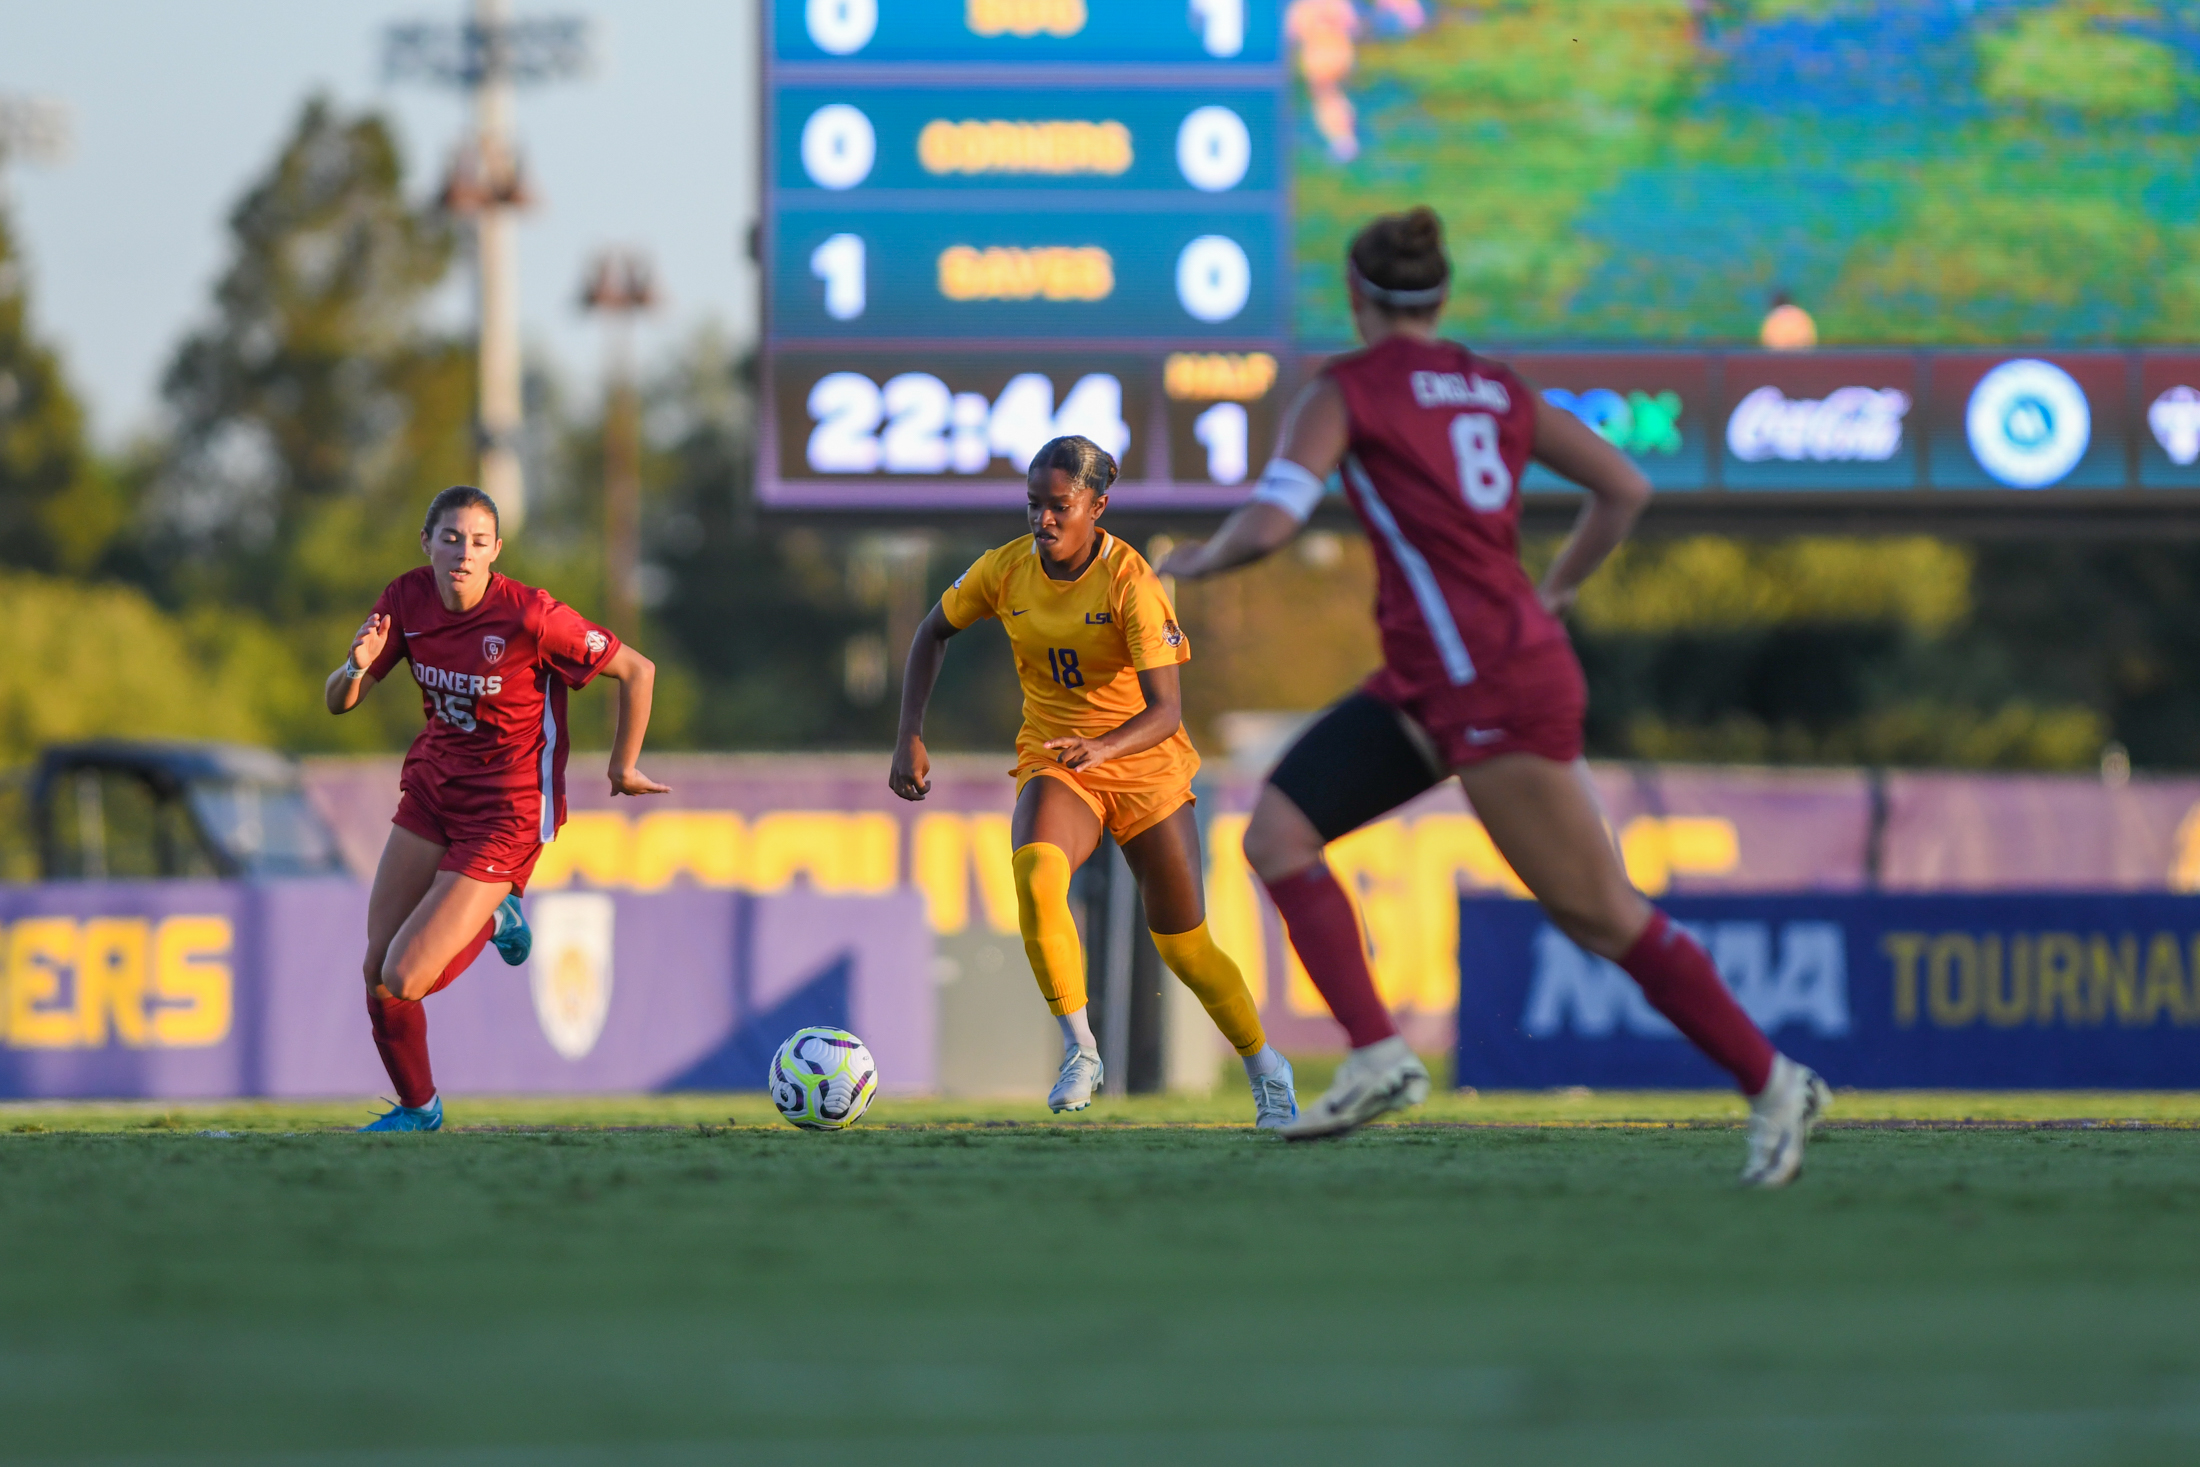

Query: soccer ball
[769,1026,879,1130]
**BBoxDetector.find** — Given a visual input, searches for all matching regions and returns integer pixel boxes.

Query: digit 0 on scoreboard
[772,353,1157,504]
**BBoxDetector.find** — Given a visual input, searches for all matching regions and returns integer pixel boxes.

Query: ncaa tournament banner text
[1457,893,2200,1090]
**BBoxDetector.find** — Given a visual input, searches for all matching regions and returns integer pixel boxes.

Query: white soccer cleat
[1250,1052,1298,1130]
[1741,1053,1832,1188]
[1048,1046,1103,1113]
[1276,1036,1428,1140]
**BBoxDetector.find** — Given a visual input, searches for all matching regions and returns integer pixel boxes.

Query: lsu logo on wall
[528,892,615,1060]
[1523,920,1850,1040]
[0,915,234,1049]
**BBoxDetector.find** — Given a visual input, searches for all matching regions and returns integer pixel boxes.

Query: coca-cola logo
[1725,385,1910,464]
[2149,385,2200,466]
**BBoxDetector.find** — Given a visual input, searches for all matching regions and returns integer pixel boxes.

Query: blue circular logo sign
[1966,359,2090,488]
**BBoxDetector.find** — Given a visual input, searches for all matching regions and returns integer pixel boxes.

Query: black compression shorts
[1266,692,1448,843]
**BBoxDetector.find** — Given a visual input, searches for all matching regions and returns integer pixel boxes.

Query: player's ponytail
[1027,435,1118,499]
[422,484,501,538]
[1348,206,1449,314]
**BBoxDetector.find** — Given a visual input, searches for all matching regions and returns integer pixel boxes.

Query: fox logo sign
[1523,920,1851,1039]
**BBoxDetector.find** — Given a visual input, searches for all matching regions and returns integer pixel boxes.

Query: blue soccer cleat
[359,1095,443,1132]
[490,893,531,966]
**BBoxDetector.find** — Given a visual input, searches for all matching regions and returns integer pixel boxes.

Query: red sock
[366,990,436,1108]
[363,919,489,1109]
[1262,864,1397,1048]
[1619,910,1775,1095]
[426,918,495,998]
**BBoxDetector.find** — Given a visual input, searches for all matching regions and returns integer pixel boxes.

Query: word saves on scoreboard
[764,0,1286,508]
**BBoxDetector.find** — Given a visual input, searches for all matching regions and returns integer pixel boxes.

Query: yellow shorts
[1015,763,1195,846]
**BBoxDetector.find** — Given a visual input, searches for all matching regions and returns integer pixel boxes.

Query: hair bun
[1348,205,1450,300]
[1400,206,1443,252]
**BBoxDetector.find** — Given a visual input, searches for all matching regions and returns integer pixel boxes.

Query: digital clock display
[762,0,1287,507]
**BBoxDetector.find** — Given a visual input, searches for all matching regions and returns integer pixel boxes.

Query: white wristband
[1247,458,1327,524]
[342,661,367,681]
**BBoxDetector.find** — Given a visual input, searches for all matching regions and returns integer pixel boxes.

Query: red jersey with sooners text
[365,568,621,844]
[1323,335,1562,701]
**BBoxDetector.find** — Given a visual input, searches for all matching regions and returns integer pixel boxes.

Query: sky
[0,0,760,446]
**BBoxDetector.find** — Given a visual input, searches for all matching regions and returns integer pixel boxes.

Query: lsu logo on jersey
[1084,612,1113,625]
[1412,370,1510,411]
[1162,619,1184,647]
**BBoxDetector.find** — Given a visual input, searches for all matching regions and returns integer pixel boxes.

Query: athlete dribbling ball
[1160,208,1831,1184]
[329,486,669,1131]
[889,436,1298,1127]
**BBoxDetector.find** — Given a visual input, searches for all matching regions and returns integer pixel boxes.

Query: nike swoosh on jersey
[403,631,424,637]
[1465,727,1508,744]
[1009,609,1029,616]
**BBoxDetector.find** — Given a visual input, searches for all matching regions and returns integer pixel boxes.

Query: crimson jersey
[1324,335,1562,702]
[366,568,621,844]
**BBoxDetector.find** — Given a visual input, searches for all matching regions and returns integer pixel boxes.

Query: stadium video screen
[761,1,2200,510]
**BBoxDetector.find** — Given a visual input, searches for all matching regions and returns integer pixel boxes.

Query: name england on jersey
[1411,370,1510,411]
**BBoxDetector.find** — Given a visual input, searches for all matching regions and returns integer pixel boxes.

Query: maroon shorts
[1369,636,1587,770]
[392,783,544,893]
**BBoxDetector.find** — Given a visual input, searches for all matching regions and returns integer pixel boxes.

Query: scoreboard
[760,2,2200,525]
[762,0,1290,510]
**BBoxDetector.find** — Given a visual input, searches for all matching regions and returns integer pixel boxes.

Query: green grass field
[4,1088,2199,1466]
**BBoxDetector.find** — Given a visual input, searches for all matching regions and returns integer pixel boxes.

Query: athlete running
[328,485,668,1131]
[1159,208,1829,1184]
[889,436,1298,1127]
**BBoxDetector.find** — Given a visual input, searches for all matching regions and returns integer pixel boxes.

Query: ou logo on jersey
[1449,413,1514,511]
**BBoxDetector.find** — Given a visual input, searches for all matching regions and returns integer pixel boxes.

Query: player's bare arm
[325,612,388,714]
[1158,375,1348,580]
[599,643,670,796]
[1041,663,1182,773]
[1526,383,1652,617]
[889,602,961,801]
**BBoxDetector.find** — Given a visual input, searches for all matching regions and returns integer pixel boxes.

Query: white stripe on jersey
[1344,454,1477,687]
[537,667,557,843]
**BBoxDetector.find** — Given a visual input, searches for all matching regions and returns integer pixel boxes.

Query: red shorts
[1368,636,1587,770]
[392,782,544,893]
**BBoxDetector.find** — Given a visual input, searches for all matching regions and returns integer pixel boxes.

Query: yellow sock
[1012,843,1087,1016]
[1151,922,1266,1057]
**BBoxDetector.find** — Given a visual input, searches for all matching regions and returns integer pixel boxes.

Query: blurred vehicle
[0,741,347,882]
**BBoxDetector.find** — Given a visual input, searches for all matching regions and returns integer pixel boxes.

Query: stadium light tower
[580,248,656,641]
[385,0,591,530]
[0,95,72,194]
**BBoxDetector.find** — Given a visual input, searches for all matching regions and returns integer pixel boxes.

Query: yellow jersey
[940,532,1198,792]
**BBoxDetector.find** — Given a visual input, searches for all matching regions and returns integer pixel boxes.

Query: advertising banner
[1924,352,2129,491]
[0,881,931,1100]
[1514,352,1711,492]
[1720,351,1918,492]
[1457,893,2200,1090]
[2138,352,2200,489]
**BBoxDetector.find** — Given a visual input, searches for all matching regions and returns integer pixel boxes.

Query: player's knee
[1544,889,1650,961]
[1011,843,1072,933]
[1242,806,1323,884]
[381,951,436,1003]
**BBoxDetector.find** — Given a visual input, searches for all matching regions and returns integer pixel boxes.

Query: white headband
[1349,263,1447,309]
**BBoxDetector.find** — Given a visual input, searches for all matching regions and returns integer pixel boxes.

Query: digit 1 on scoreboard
[1193,401,1249,485]
[810,234,866,321]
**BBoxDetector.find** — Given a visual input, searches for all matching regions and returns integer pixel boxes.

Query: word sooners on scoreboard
[761,0,2200,515]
